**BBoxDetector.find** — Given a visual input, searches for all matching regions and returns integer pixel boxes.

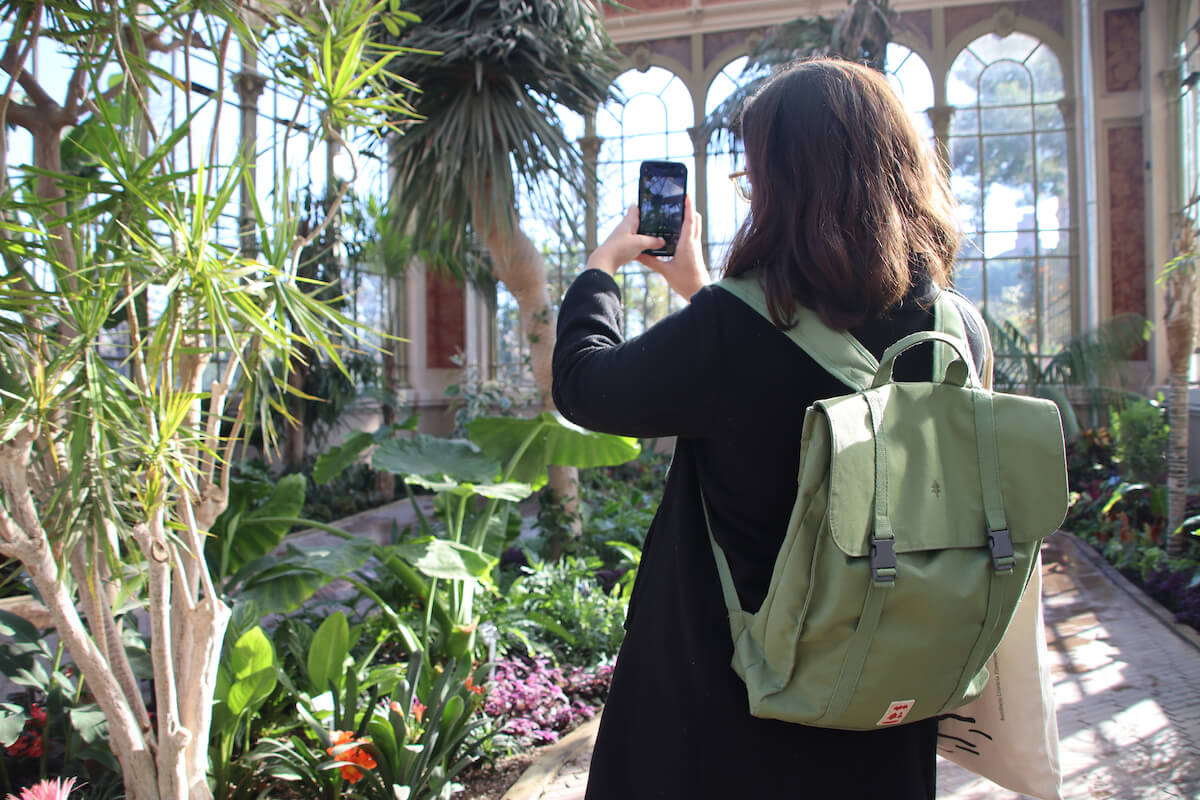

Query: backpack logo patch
[930,480,941,498]
[876,700,916,727]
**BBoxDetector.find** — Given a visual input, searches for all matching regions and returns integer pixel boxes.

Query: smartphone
[636,160,687,256]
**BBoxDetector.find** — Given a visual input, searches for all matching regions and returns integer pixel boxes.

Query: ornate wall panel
[1103,7,1142,92]
[897,9,934,51]
[425,272,465,369]
[1107,124,1147,329]
[619,36,693,71]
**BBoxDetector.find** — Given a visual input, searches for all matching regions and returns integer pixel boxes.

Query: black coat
[552,269,966,800]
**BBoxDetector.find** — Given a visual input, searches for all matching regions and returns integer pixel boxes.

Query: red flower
[326,730,376,784]
[3,705,46,760]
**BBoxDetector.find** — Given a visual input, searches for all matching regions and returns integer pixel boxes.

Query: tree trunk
[483,215,581,556]
[1164,270,1196,557]
[1167,367,1190,555]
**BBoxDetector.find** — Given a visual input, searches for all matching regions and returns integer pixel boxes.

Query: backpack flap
[821,383,1069,559]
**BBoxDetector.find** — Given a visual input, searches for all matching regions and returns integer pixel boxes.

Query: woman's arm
[551,271,721,440]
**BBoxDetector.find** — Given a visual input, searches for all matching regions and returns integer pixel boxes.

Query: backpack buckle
[870,535,897,584]
[988,529,1015,572]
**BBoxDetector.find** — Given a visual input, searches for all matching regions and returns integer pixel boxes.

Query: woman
[552,58,975,799]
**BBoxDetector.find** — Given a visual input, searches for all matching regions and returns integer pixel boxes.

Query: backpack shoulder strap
[936,289,993,389]
[714,274,879,391]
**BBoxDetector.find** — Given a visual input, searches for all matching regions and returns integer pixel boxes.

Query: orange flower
[326,730,376,784]
[463,676,486,696]
[412,700,426,723]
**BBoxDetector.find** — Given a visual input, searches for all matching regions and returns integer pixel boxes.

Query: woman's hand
[586,205,664,275]
[586,198,709,302]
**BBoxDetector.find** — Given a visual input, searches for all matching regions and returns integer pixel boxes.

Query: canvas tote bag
[936,556,1063,800]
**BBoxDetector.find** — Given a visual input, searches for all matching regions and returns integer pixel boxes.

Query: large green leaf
[373,433,500,485]
[467,412,640,486]
[227,667,277,718]
[230,539,375,615]
[313,430,376,485]
[308,612,350,695]
[0,703,25,748]
[212,474,307,579]
[392,537,497,582]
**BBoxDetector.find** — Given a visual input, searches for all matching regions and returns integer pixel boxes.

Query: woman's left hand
[586,205,664,275]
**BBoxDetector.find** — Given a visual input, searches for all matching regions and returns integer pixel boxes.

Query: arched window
[596,66,695,335]
[948,33,1073,354]
[705,56,750,272]
[885,43,935,143]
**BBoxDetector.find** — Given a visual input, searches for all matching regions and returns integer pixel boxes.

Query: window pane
[886,43,935,140]
[981,104,1033,134]
[980,60,1032,105]
[948,50,985,106]
[968,33,1040,65]
[951,107,979,136]
[1026,43,1066,101]
[706,57,750,273]
[954,259,984,304]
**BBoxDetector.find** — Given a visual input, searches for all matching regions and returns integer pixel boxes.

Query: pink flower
[4,777,80,800]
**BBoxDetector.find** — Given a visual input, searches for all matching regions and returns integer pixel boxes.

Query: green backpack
[708,275,1069,731]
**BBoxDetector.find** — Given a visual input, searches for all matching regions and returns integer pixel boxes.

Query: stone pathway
[503,533,1200,800]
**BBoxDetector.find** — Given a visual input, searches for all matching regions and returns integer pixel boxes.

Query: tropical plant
[0,2,415,797]
[301,412,640,660]
[1160,212,1200,554]
[380,0,623,539]
[986,312,1149,439]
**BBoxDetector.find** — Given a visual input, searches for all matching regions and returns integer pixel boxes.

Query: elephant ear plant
[291,412,640,660]
[0,1,416,797]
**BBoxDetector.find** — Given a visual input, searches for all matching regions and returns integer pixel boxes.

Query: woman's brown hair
[723,58,960,330]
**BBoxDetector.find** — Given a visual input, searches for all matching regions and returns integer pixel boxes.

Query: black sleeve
[551,269,719,439]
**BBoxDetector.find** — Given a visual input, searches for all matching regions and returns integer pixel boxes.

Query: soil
[453,753,535,800]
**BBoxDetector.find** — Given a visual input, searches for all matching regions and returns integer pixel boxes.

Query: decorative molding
[925,104,954,131]
[1103,7,1142,93]
[578,134,602,163]
[993,4,1017,38]
[232,70,267,103]
[631,44,653,72]
[603,0,989,46]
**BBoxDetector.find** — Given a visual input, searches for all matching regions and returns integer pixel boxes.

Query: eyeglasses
[728,170,751,202]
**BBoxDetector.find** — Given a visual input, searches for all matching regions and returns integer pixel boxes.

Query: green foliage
[444,356,536,438]
[481,556,630,666]
[0,612,120,794]
[208,472,308,583]
[1111,395,1169,484]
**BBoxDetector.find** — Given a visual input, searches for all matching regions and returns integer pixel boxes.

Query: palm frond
[381,0,620,270]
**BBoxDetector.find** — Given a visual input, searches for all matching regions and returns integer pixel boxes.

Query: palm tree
[383,0,616,401]
[381,0,620,550]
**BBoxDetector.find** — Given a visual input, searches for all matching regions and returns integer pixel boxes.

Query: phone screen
[637,160,687,256]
